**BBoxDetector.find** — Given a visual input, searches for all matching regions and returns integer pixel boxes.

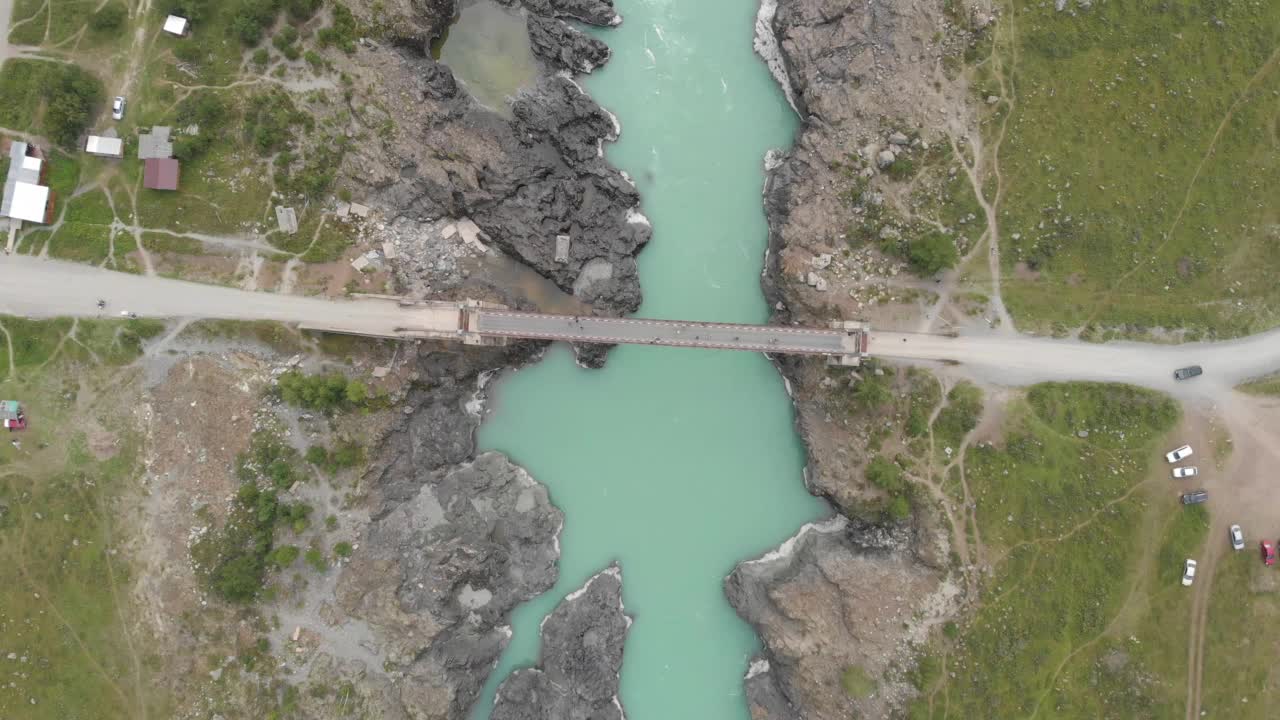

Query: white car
[1172,466,1198,478]
[1165,445,1194,463]
[111,96,125,120]
[1230,525,1245,551]
[1182,559,1197,586]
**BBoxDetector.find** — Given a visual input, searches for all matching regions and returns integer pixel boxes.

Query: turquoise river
[472,0,829,717]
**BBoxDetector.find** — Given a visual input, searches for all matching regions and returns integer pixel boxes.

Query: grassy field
[1199,546,1280,717]
[1236,373,1280,397]
[0,316,174,718]
[987,0,1280,339]
[909,382,1204,719]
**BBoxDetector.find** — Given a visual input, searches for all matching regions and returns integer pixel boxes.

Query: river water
[471,1,826,717]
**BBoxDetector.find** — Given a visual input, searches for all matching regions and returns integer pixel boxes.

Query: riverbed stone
[491,564,630,720]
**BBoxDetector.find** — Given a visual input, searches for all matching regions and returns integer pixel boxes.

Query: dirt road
[0,255,459,337]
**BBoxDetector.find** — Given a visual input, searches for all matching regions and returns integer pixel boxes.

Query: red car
[1262,541,1276,567]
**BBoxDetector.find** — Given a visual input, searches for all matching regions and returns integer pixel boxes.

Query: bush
[286,0,321,20]
[252,47,270,66]
[317,3,358,53]
[333,541,353,558]
[907,232,959,276]
[277,370,373,412]
[231,0,282,46]
[304,547,327,572]
[268,545,299,568]
[190,483,310,603]
[89,3,128,32]
[237,432,302,490]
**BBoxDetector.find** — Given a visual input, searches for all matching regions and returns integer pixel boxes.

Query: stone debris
[350,255,370,271]
[810,253,832,270]
[349,202,371,219]
[382,241,398,260]
[456,218,488,253]
[888,131,909,145]
[372,366,390,379]
[877,149,896,168]
[336,203,350,220]
[554,234,571,263]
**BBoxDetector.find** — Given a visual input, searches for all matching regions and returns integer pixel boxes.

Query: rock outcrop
[727,517,950,720]
[341,0,648,315]
[335,450,564,719]
[491,564,631,720]
[527,14,612,73]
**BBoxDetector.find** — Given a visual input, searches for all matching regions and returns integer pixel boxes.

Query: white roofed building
[86,135,124,158]
[163,15,188,36]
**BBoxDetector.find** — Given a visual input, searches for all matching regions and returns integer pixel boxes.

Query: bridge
[304,298,872,364]
[0,258,872,363]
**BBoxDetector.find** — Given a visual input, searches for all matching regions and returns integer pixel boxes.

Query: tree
[89,3,127,32]
[907,232,959,276]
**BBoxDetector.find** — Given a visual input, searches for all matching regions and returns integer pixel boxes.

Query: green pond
[471,0,827,717]
[432,0,538,117]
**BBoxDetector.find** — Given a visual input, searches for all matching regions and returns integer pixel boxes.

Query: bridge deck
[472,309,858,355]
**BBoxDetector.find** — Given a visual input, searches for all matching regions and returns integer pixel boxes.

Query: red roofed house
[143,157,180,191]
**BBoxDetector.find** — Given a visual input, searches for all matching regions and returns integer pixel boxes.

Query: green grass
[0,316,163,369]
[841,665,876,699]
[1200,547,1280,717]
[178,319,308,355]
[910,382,1184,719]
[991,0,1280,339]
[0,367,174,719]
[46,222,113,262]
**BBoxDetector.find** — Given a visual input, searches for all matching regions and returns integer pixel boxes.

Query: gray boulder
[491,564,630,720]
[336,451,564,719]
[527,14,612,73]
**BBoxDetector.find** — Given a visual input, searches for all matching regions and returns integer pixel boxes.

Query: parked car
[1172,466,1198,478]
[1182,559,1197,586]
[1174,365,1203,381]
[1165,445,1194,463]
[111,96,126,120]
[1230,525,1245,551]
[1181,489,1208,505]
[1262,541,1276,567]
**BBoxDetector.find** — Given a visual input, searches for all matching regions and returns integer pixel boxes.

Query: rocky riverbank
[491,564,631,720]
[341,0,647,316]
[736,0,990,716]
[281,1,642,716]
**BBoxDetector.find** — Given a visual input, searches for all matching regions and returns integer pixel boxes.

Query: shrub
[190,483,310,603]
[89,3,128,32]
[286,0,321,20]
[268,544,299,568]
[277,370,372,412]
[907,232,959,276]
[252,47,270,66]
[333,541,353,558]
[317,3,358,53]
[304,547,327,572]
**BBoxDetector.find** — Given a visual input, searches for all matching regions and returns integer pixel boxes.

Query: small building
[143,158,180,191]
[0,141,54,225]
[163,15,189,37]
[85,135,124,158]
[275,206,298,235]
[138,126,173,160]
[0,400,26,431]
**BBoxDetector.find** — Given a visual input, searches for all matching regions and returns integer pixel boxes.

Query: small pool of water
[431,0,537,117]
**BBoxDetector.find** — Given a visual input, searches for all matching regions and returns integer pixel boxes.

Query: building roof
[275,206,298,234]
[9,182,50,222]
[163,15,188,36]
[85,135,124,157]
[143,158,180,191]
[1,141,49,221]
[138,126,173,159]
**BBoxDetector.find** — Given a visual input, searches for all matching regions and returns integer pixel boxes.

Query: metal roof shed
[9,182,51,223]
[143,158,180,191]
[163,15,188,36]
[85,135,124,158]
